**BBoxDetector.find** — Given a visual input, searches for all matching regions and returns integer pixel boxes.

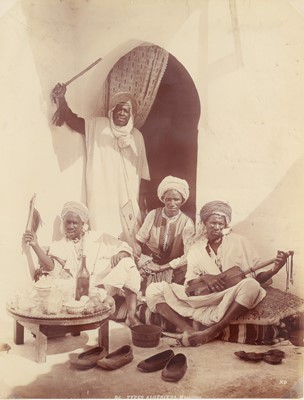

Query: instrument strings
[285,251,294,292]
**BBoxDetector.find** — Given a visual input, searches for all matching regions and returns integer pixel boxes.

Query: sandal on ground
[263,354,284,365]
[235,349,285,364]
[262,349,285,364]
[262,349,285,358]
[234,351,263,362]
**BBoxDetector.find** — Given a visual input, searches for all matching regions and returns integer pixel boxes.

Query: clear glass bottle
[75,255,90,301]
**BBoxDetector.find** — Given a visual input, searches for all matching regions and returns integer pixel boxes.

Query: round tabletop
[7,297,115,326]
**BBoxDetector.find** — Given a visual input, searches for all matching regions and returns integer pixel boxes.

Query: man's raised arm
[51,83,85,134]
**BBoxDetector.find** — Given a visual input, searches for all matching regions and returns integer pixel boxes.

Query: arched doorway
[100,46,201,221]
[141,53,200,220]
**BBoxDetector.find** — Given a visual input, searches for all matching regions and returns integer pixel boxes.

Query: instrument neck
[243,251,293,276]
[243,258,276,275]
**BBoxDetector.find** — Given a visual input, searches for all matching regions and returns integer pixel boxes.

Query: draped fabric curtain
[100,44,169,129]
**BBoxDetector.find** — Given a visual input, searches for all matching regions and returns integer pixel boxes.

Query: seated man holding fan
[146,200,291,346]
[23,201,141,327]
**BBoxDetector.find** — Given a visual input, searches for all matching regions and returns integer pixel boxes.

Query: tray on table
[6,305,113,320]
[6,296,115,363]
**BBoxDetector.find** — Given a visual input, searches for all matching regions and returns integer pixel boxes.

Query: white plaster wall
[197,0,304,294]
[0,0,303,313]
[0,0,87,301]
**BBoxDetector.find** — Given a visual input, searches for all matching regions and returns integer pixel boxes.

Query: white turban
[157,176,190,204]
[61,201,89,223]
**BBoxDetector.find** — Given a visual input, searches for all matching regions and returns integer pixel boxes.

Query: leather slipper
[97,345,133,370]
[262,349,285,358]
[235,349,285,364]
[72,346,107,370]
[234,351,263,362]
[161,353,187,382]
[137,349,175,372]
[262,350,285,365]
[263,354,283,365]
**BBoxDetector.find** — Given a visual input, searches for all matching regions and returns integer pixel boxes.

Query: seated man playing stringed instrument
[145,200,291,346]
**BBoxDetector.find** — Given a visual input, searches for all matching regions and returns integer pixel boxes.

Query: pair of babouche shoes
[137,349,187,382]
[72,345,133,371]
[72,346,187,382]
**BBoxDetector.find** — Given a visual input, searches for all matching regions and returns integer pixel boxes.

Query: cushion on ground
[231,286,304,325]
[111,287,304,345]
[134,302,291,345]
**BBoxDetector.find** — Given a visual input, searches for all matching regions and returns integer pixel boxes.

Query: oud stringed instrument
[185,250,294,297]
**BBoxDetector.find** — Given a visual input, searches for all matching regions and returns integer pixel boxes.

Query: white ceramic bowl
[63,300,85,314]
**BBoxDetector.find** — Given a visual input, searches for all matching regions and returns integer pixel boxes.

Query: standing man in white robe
[52,84,150,243]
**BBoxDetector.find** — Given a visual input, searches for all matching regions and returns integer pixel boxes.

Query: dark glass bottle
[75,255,90,301]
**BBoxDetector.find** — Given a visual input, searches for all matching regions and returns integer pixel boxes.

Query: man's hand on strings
[273,250,289,274]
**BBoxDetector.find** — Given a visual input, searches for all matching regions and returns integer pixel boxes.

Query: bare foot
[126,315,142,327]
[180,329,196,347]
[187,324,222,346]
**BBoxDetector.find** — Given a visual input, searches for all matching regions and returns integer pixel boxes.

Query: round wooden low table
[7,301,114,363]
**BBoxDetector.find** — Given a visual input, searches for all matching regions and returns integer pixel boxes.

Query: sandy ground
[0,314,303,399]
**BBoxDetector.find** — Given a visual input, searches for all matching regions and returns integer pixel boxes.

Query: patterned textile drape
[101,44,169,129]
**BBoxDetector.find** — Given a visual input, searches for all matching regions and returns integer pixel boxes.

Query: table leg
[35,328,48,363]
[98,319,109,351]
[14,321,24,345]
